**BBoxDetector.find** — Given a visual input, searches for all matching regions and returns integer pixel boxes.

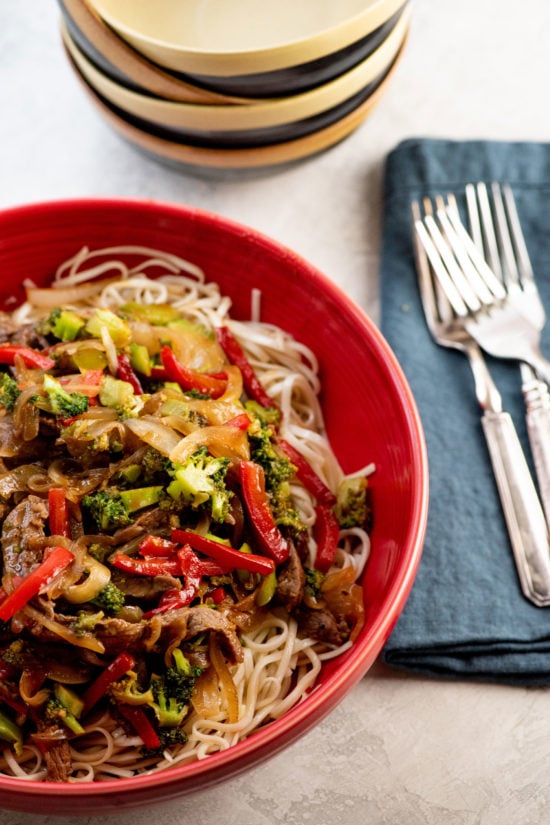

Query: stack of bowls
[59,0,410,173]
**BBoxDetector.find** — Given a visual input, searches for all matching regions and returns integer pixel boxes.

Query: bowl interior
[88,0,405,75]
[91,0,389,54]
[0,199,428,813]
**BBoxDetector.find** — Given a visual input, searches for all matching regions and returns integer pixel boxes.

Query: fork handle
[523,373,550,530]
[482,409,550,606]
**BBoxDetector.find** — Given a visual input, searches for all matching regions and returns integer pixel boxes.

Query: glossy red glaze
[0,198,428,814]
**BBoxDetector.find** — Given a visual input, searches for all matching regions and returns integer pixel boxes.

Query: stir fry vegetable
[0,266,371,784]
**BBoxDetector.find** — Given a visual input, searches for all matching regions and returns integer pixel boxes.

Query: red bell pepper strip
[216,326,277,410]
[82,652,135,715]
[142,588,188,618]
[277,438,337,506]
[117,354,143,395]
[117,704,160,750]
[48,487,71,538]
[237,461,289,565]
[60,369,104,397]
[111,553,180,577]
[210,586,226,604]
[0,546,74,622]
[0,344,55,371]
[171,528,275,575]
[137,535,231,577]
[196,558,231,576]
[223,412,252,430]
[142,546,203,617]
[137,535,179,557]
[313,504,340,573]
[160,345,226,398]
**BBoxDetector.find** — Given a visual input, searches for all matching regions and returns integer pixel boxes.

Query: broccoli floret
[109,671,154,706]
[244,400,281,429]
[149,648,201,728]
[141,725,188,757]
[87,543,111,564]
[0,373,20,412]
[335,477,370,529]
[269,480,306,536]
[249,428,305,536]
[150,675,188,728]
[141,447,173,483]
[304,568,325,601]
[41,374,89,418]
[167,446,232,522]
[249,427,296,490]
[41,307,85,342]
[82,490,132,531]
[44,696,85,736]
[99,374,144,419]
[90,582,125,615]
[72,609,105,636]
[159,726,188,748]
[1,639,30,669]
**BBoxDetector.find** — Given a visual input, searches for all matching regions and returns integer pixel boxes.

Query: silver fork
[412,197,550,607]
[464,181,550,528]
[431,194,550,383]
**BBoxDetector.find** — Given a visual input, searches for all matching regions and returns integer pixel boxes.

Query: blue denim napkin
[380,138,550,685]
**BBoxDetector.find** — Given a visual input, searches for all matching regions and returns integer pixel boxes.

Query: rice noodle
[0,245,372,782]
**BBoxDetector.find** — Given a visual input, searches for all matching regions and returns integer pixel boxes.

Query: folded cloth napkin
[380,137,550,685]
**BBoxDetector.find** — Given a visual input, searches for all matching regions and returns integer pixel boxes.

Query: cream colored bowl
[64,31,407,172]
[59,0,245,104]
[63,6,409,134]
[88,0,406,77]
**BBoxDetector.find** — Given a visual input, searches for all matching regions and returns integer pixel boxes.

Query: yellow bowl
[59,0,246,104]
[64,31,407,173]
[62,6,409,135]
[88,0,405,78]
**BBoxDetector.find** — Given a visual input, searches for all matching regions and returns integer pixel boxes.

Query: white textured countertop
[3,1,550,823]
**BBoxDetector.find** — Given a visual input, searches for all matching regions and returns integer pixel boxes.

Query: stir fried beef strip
[0,312,21,342]
[110,569,180,601]
[32,723,72,783]
[274,542,305,612]
[9,324,50,351]
[1,494,48,580]
[294,605,348,647]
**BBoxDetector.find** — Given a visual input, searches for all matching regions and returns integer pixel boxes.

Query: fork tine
[413,199,471,317]
[490,182,520,285]
[411,199,440,332]
[473,182,504,280]
[443,194,507,302]
[437,195,499,306]
[501,183,535,282]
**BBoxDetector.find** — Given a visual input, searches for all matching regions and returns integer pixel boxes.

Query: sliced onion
[25,282,109,308]
[63,557,112,604]
[169,424,249,464]
[22,604,105,654]
[0,464,48,497]
[209,636,239,724]
[19,670,49,708]
[124,416,181,457]
[217,365,244,404]
[191,664,221,720]
[322,566,365,643]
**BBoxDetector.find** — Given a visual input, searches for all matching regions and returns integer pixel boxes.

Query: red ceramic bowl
[0,198,428,814]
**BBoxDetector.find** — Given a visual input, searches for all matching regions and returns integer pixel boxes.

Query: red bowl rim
[0,196,429,802]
